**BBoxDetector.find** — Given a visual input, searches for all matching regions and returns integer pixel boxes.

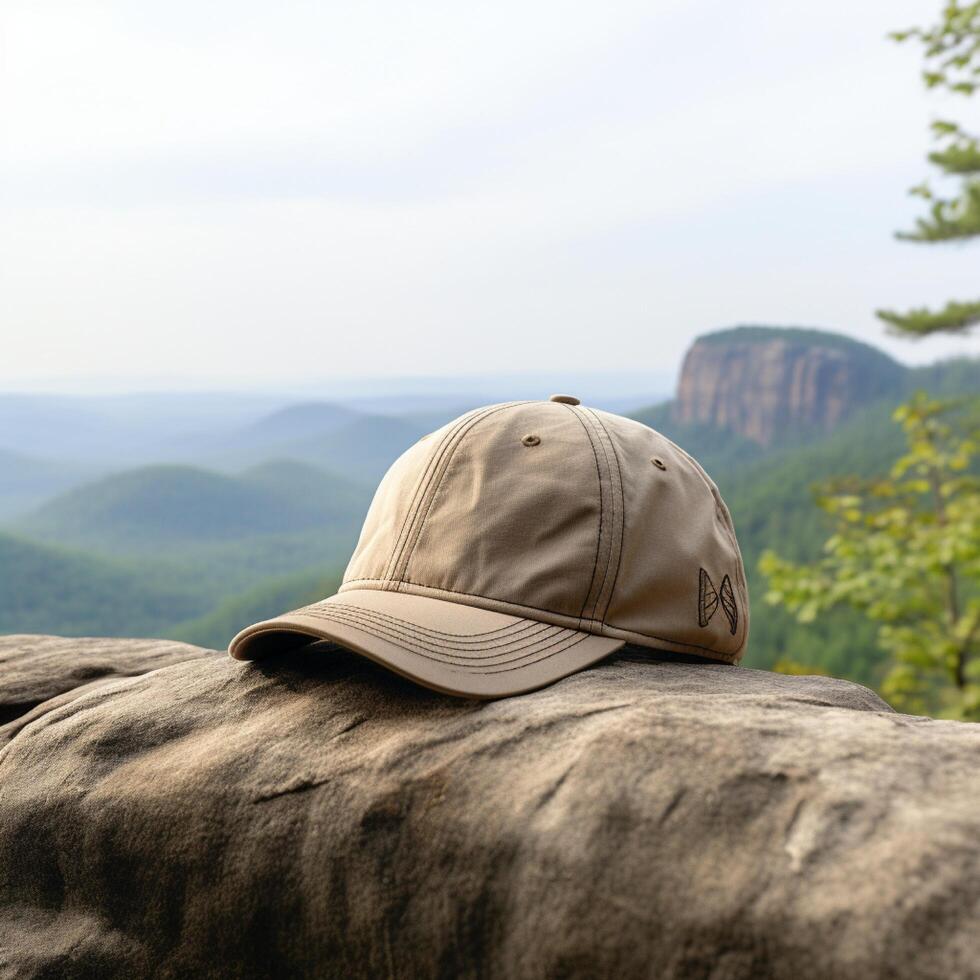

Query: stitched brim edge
[228,589,624,699]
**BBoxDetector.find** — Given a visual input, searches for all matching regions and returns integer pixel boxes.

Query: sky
[1,0,978,393]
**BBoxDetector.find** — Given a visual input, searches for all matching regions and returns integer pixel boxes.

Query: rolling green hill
[2,460,366,640]
[0,531,204,636]
[288,414,428,483]
[17,463,370,554]
[168,567,344,651]
[240,459,368,513]
[0,525,358,642]
[193,412,428,482]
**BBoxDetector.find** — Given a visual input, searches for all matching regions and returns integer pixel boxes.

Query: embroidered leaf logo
[698,567,718,627]
[698,568,738,635]
[719,574,738,635]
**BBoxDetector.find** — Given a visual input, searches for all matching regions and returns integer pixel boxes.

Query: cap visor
[229,589,624,699]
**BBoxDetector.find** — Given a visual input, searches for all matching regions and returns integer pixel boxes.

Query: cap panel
[598,412,748,662]
[342,420,447,586]
[400,402,602,620]
[385,403,525,589]
[574,408,625,626]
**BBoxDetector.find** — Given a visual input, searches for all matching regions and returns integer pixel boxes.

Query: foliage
[717,398,906,687]
[889,3,980,97]
[895,176,980,244]
[878,299,980,336]
[0,525,358,640]
[771,658,829,677]
[0,531,205,637]
[761,395,980,719]
[168,567,343,651]
[18,464,368,553]
[878,2,980,336]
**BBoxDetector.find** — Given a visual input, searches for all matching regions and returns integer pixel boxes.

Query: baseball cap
[230,395,748,698]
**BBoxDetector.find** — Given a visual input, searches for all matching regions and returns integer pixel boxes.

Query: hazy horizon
[0,338,976,400]
[0,367,673,399]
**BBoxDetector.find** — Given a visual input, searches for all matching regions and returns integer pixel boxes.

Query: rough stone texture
[673,337,898,445]
[1,634,978,980]
[0,634,217,733]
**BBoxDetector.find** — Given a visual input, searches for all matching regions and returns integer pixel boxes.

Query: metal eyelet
[522,434,541,447]
[651,456,667,470]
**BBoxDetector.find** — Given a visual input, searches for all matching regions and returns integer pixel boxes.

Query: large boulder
[0,634,977,979]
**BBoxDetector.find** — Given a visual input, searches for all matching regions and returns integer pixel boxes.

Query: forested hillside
[0,532,203,636]
[168,568,344,650]
[19,463,369,553]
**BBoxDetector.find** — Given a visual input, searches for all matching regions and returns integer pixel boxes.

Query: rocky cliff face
[673,327,904,446]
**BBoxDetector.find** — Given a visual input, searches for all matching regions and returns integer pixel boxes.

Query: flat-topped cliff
[673,326,905,446]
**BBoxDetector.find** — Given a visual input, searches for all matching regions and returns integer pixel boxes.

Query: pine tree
[876,2,980,336]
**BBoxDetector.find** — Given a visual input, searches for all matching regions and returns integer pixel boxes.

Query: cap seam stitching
[245,615,588,670]
[339,577,739,660]
[308,610,552,645]
[558,403,606,629]
[389,403,504,585]
[461,633,592,674]
[391,401,518,587]
[444,633,593,674]
[297,606,559,650]
[290,611,572,661]
[380,405,493,587]
[292,610,568,660]
[578,409,620,626]
[582,407,626,626]
[308,602,536,639]
[393,402,532,588]
[378,412,460,585]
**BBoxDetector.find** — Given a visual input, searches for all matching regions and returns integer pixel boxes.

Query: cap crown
[342,401,748,663]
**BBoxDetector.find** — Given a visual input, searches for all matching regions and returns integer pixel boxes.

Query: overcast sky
[1,0,978,392]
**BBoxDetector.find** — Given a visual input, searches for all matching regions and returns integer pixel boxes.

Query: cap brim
[229,589,624,699]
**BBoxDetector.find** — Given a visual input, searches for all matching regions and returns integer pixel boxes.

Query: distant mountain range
[201,411,437,483]
[2,327,978,698]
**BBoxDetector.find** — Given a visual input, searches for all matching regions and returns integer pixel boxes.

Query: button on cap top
[549,393,581,405]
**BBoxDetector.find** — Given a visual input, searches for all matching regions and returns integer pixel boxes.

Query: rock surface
[673,329,903,445]
[1,634,978,980]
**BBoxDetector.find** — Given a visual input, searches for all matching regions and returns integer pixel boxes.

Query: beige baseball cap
[230,396,748,698]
